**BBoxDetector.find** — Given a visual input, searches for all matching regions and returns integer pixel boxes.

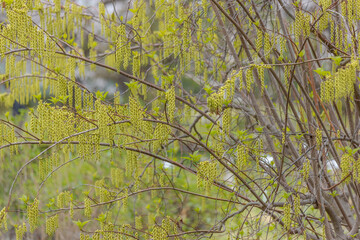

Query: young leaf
[73,220,90,230]
[298,50,305,58]
[331,56,342,66]
[314,68,330,77]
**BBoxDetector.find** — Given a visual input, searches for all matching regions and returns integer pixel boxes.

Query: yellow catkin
[197,161,217,191]
[258,65,265,95]
[283,203,291,230]
[99,2,106,35]
[70,202,74,219]
[0,208,7,231]
[152,225,167,240]
[264,33,271,58]
[165,86,176,123]
[27,199,39,233]
[80,233,90,240]
[341,153,353,183]
[132,51,141,77]
[84,197,92,218]
[15,223,26,240]
[302,158,311,180]
[129,96,143,131]
[222,108,231,135]
[122,188,128,210]
[316,128,322,149]
[57,191,72,208]
[111,168,123,188]
[135,215,142,230]
[45,215,59,236]
[236,70,243,91]
[320,77,334,103]
[246,67,254,92]
[256,28,263,53]
[294,194,300,217]
[237,144,247,170]
[353,157,360,183]
[284,64,290,89]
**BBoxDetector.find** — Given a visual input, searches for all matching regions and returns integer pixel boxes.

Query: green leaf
[353,147,360,154]
[95,213,107,223]
[124,81,140,96]
[223,99,232,107]
[162,75,174,85]
[236,130,248,137]
[329,190,339,197]
[129,8,139,14]
[188,151,201,162]
[95,91,108,101]
[345,146,352,153]
[73,220,90,230]
[298,50,305,58]
[204,85,214,95]
[46,198,56,208]
[282,192,292,199]
[314,67,330,77]
[49,97,59,104]
[4,0,14,6]
[295,134,304,140]
[91,41,98,48]
[331,56,342,66]
[5,111,9,121]
[58,95,69,104]
[174,18,185,24]
[293,0,300,7]
[33,94,42,101]
[19,195,29,204]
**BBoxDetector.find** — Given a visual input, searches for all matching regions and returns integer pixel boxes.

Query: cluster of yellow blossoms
[197,161,217,191]
[27,199,39,233]
[45,214,59,236]
[321,60,358,103]
[15,223,26,240]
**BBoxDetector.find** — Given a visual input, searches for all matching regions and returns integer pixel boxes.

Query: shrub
[0,0,360,239]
